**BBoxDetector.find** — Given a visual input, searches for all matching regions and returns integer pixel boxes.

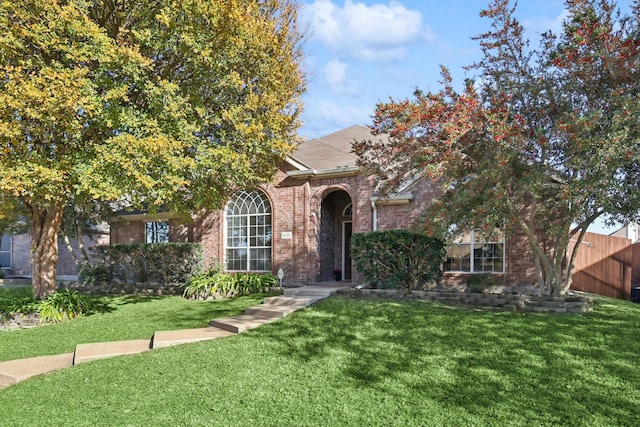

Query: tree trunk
[28,200,65,299]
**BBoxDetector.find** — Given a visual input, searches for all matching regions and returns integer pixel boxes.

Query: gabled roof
[289,125,374,170]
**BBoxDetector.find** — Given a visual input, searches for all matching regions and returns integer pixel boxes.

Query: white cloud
[303,0,434,62]
[323,58,359,94]
[324,59,348,87]
[302,100,373,137]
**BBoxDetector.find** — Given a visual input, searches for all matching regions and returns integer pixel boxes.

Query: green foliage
[0,0,306,297]
[0,287,90,325]
[77,262,112,285]
[182,267,278,300]
[351,230,445,291]
[0,295,38,323]
[37,289,91,324]
[466,274,496,293]
[86,243,204,284]
[355,0,640,296]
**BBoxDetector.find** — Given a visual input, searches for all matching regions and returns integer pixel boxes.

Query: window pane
[226,190,272,272]
[0,252,10,268]
[0,234,10,251]
[146,222,169,243]
[445,243,471,272]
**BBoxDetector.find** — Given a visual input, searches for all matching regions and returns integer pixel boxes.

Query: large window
[0,233,10,269]
[226,190,272,272]
[444,229,504,273]
[146,222,169,243]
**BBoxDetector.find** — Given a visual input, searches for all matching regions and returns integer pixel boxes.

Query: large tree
[0,0,305,298]
[354,0,640,296]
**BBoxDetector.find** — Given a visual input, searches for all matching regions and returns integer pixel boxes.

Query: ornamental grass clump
[0,287,91,325]
[37,289,91,324]
[182,266,278,300]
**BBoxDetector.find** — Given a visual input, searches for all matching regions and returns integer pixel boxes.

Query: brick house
[1,232,109,277]
[110,125,538,288]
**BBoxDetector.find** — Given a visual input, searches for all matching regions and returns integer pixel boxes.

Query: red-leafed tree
[353,0,640,296]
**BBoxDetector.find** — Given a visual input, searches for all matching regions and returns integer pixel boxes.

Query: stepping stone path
[0,286,342,389]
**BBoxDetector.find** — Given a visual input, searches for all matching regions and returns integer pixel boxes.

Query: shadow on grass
[256,295,640,425]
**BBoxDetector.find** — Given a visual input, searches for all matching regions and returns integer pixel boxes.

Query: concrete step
[283,286,340,297]
[262,295,320,307]
[73,339,151,365]
[151,327,235,349]
[0,353,74,388]
[244,304,306,319]
[209,314,279,334]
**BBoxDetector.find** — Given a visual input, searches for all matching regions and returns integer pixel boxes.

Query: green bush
[78,263,113,285]
[86,243,204,284]
[181,266,278,300]
[37,289,91,324]
[466,274,496,293]
[351,230,445,291]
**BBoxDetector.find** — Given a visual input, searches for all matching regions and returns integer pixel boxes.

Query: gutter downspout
[371,199,378,231]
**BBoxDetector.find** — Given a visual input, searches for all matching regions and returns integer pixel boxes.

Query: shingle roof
[290,125,375,170]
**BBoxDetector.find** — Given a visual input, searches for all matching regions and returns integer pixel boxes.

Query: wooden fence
[570,232,633,300]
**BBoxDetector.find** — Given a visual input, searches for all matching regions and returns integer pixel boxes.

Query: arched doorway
[318,190,352,282]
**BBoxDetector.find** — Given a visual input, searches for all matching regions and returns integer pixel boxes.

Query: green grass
[1,294,640,426]
[0,287,272,362]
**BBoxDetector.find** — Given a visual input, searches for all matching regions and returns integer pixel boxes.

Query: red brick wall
[376,179,439,230]
[103,170,542,288]
[110,221,145,244]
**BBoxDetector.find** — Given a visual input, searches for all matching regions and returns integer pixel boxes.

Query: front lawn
[1,294,639,425]
[0,287,272,362]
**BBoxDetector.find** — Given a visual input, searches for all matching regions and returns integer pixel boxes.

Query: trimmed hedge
[80,243,204,285]
[351,230,445,291]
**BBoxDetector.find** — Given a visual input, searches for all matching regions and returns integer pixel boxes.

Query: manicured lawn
[1,293,640,426]
[0,287,272,362]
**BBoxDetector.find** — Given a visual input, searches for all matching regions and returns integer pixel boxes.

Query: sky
[296,0,634,234]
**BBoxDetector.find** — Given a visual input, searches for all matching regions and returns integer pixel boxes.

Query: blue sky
[298,0,573,138]
[297,0,633,234]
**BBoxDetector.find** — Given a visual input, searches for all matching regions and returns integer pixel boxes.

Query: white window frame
[224,190,272,272]
[444,229,505,274]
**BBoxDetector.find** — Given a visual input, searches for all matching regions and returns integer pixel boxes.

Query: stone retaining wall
[0,313,40,331]
[339,289,593,313]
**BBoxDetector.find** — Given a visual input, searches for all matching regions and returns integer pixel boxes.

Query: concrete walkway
[0,286,345,389]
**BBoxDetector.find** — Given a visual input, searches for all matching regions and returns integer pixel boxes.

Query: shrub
[466,274,496,293]
[37,289,91,324]
[181,265,235,299]
[182,267,278,300]
[86,243,204,284]
[351,230,445,291]
[78,263,112,285]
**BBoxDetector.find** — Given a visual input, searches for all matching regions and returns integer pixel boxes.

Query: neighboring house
[1,231,109,277]
[111,125,540,288]
[611,223,640,242]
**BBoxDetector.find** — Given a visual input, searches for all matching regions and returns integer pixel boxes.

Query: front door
[342,221,352,281]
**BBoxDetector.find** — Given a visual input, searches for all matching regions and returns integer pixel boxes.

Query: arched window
[342,203,352,218]
[225,190,272,271]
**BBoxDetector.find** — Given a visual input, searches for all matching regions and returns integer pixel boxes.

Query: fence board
[570,232,632,300]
